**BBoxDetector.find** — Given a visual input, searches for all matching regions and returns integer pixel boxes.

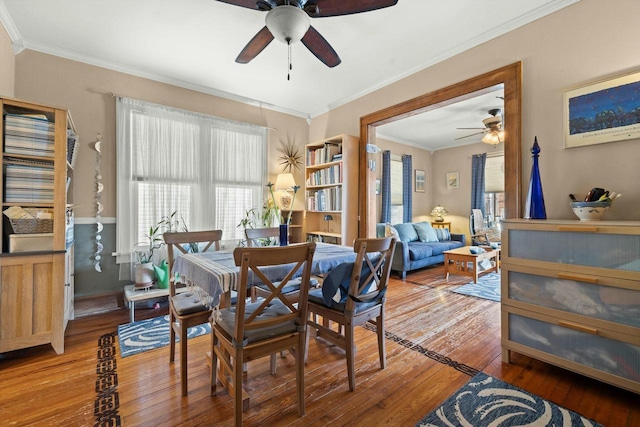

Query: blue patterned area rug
[117,314,210,358]
[416,372,602,426]
[451,272,500,302]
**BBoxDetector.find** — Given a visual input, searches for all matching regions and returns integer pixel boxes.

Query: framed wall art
[446,171,459,189]
[414,170,425,192]
[564,70,640,148]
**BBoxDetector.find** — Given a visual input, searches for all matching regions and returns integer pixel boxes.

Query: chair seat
[216,300,299,345]
[171,292,209,316]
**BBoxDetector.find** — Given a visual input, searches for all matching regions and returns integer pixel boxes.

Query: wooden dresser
[501,219,640,394]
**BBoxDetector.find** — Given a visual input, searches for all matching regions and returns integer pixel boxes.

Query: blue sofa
[376,222,465,279]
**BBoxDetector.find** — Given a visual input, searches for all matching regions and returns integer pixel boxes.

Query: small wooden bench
[123,284,189,322]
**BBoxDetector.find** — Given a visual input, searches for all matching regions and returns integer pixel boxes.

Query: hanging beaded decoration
[94,134,104,272]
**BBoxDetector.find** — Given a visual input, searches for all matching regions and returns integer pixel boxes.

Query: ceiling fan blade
[456,127,486,130]
[308,0,398,17]
[454,131,486,141]
[235,26,274,64]
[214,0,268,11]
[301,26,341,67]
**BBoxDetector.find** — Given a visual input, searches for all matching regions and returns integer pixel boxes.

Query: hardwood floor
[1,265,638,426]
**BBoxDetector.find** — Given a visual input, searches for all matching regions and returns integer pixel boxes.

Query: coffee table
[443,246,499,283]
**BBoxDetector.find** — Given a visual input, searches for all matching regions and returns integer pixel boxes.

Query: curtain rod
[108,92,277,131]
[473,151,504,158]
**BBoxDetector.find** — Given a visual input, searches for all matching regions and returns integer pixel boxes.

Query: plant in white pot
[133,223,164,288]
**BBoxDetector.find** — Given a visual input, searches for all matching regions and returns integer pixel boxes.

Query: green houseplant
[133,210,194,287]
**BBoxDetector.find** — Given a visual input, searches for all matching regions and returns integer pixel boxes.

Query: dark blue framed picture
[564,70,640,148]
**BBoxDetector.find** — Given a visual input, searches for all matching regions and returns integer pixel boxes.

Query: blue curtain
[402,154,412,223]
[380,150,391,223]
[471,153,486,212]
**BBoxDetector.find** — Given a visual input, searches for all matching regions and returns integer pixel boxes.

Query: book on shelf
[3,113,56,158]
[67,130,79,167]
[307,141,343,166]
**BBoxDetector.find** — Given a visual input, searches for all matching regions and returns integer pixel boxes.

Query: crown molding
[0,0,24,54]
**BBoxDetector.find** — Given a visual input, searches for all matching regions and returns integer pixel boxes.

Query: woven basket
[8,217,54,234]
[4,208,54,234]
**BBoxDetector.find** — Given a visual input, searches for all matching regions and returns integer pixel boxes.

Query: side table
[431,221,451,231]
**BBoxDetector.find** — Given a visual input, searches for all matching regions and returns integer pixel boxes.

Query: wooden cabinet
[0,98,75,354]
[304,135,359,245]
[501,219,640,394]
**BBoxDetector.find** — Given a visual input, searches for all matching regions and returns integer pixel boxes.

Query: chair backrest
[345,237,395,313]
[245,227,280,247]
[232,242,316,342]
[470,209,485,234]
[164,230,223,295]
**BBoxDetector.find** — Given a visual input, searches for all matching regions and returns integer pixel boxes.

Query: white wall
[0,24,15,98]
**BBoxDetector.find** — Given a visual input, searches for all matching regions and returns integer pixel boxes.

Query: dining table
[172,242,357,308]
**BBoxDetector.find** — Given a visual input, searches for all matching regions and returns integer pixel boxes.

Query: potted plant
[133,210,193,287]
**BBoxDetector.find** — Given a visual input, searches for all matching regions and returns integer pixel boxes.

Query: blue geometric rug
[451,272,500,302]
[117,314,210,358]
[416,372,602,426]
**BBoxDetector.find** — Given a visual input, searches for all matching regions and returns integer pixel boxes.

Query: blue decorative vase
[524,137,546,219]
[279,224,289,246]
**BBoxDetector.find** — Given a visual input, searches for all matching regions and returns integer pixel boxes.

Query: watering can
[153,259,170,289]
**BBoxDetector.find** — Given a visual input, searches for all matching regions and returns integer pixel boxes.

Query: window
[390,156,403,224]
[116,97,267,262]
[484,154,505,223]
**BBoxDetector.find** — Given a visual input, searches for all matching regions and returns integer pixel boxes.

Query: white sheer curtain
[116,97,267,274]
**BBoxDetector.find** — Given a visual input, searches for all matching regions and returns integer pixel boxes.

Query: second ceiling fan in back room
[216,0,398,78]
[456,108,505,146]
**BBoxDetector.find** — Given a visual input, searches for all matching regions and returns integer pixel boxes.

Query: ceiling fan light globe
[482,130,504,145]
[265,5,310,44]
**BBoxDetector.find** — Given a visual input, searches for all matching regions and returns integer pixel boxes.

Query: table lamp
[430,205,448,222]
[275,173,296,209]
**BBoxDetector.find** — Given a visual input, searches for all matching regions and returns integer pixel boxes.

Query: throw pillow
[384,223,400,240]
[413,222,438,242]
[394,223,419,242]
[433,228,451,241]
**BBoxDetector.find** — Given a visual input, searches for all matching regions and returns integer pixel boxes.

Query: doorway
[359,63,522,237]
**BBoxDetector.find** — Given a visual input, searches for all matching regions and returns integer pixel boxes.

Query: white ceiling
[0,0,577,149]
[376,85,505,150]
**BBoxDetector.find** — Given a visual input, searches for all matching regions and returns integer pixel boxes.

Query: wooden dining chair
[245,226,280,247]
[209,242,316,427]
[305,237,395,391]
[164,230,222,396]
[245,227,311,304]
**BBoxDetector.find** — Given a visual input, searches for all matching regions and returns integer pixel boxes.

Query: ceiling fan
[456,108,505,145]
[216,0,398,69]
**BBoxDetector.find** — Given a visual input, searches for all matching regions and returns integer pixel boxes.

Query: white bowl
[570,201,611,221]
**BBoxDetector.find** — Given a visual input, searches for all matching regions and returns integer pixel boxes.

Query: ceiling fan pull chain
[287,40,292,81]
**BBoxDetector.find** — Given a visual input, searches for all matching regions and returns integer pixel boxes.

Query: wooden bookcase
[304,134,359,246]
[0,97,76,354]
[281,209,304,243]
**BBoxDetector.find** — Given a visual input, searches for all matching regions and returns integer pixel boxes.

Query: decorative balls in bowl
[570,201,611,221]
